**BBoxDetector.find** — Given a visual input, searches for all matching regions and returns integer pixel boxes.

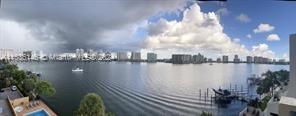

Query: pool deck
[15,100,57,116]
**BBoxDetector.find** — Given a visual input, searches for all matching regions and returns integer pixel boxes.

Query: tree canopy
[36,81,56,97]
[0,61,56,99]
[75,93,106,116]
[257,70,289,95]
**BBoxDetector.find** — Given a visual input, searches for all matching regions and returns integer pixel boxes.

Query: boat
[72,67,83,72]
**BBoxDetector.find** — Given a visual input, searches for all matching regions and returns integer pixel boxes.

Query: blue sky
[139,0,296,59]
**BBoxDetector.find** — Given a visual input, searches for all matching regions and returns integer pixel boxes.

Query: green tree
[36,81,56,97]
[75,93,106,116]
[13,70,27,84]
[275,70,289,83]
[23,78,36,92]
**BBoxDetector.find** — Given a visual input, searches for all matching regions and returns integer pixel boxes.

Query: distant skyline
[0,0,295,60]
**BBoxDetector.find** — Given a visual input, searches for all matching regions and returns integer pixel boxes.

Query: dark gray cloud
[0,0,183,52]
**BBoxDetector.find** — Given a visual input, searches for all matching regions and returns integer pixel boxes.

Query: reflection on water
[16,62,288,116]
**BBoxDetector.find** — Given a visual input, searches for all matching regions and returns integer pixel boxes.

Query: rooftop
[0,100,13,116]
[279,96,296,106]
[0,87,23,100]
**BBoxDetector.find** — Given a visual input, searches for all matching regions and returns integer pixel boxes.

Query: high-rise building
[246,56,253,63]
[192,53,204,64]
[147,53,157,62]
[222,55,228,63]
[23,51,32,60]
[0,49,14,60]
[31,50,43,60]
[208,58,213,63]
[217,58,222,63]
[131,52,141,62]
[233,55,240,63]
[172,54,192,64]
[75,48,84,60]
[287,34,296,97]
[263,34,296,116]
[86,49,97,60]
[276,34,296,116]
[253,56,258,63]
[117,52,128,61]
[104,52,112,60]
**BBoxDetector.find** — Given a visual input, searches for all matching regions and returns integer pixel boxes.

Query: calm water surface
[16,62,288,116]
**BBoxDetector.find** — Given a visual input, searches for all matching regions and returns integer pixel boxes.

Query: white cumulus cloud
[246,34,252,39]
[144,4,249,58]
[251,44,275,58]
[215,8,229,16]
[267,34,280,41]
[236,14,251,23]
[253,23,275,33]
[283,53,289,61]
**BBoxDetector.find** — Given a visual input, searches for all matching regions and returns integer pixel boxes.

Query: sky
[0,0,295,60]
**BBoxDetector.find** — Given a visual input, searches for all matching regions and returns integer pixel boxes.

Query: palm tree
[261,70,277,96]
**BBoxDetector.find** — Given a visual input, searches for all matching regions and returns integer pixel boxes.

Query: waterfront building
[131,52,141,62]
[97,51,105,60]
[203,57,208,63]
[233,55,240,63]
[86,49,97,60]
[253,56,271,64]
[217,58,222,63]
[192,53,204,64]
[254,56,267,64]
[278,59,287,65]
[147,53,157,62]
[104,52,112,61]
[208,58,213,63]
[32,50,43,61]
[75,48,84,60]
[23,51,32,60]
[0,49,14,60]
[117,52,128,61]
[246,56,253,63]
[222,55,228,63]
[172,54,192,64]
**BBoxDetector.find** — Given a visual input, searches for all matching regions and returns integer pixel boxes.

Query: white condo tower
[287,34,296,98]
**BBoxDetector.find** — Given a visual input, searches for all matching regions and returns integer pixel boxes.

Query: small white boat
[72,67,83,72]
